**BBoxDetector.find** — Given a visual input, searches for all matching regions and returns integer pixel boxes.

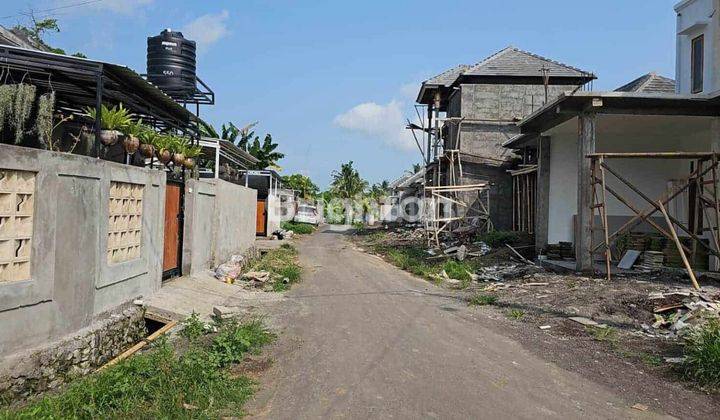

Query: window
[691,34,704,93]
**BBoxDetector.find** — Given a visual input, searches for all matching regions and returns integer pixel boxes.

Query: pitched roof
[0,26,50,51]
[461,46,594,79]
[423,64,471,87]
[614,72,676,94]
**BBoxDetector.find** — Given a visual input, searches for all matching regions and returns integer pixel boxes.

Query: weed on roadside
[469,294,497,306]
[252,244,303,292]
[680,319,720,389]
[587,326,617,342]
[507,309,525,320]
[180,311,206,341]
[0,316,275,419]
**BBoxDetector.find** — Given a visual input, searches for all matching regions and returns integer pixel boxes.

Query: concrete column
[535,136,550,254]
[576,114,596,271]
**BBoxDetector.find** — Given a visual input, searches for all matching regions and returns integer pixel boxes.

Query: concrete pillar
[535,136,550,254]
[576,114,596,271]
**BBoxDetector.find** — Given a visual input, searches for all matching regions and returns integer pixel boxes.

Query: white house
[675,0,720,94]
[502,1,720,273]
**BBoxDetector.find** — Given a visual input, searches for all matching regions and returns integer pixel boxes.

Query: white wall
[675,0,718,93]
[547,114,715,243]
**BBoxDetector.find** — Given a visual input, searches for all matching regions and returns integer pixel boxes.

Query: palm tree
[330,161,368,199]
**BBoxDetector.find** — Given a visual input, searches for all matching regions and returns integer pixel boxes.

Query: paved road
[248,228,665,419]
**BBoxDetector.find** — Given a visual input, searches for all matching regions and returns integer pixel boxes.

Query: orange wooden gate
[256,199,267,236]
[163,183,183,276]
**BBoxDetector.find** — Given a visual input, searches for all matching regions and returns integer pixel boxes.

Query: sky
[1,0,679,188]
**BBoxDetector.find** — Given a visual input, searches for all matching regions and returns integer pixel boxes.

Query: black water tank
[146,29,196,95]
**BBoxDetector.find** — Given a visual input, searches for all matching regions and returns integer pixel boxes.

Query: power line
[0,0,105,20]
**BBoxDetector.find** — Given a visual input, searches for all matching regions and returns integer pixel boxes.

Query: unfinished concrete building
[413,47,595,239]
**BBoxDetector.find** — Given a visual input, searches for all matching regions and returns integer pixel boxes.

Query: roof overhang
[452,74,595,88]
[517,91,720,135]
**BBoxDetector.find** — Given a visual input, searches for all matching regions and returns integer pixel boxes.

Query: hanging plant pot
[98,129,122,146]
[183,158,195,169]
[173,153,185,166]
[139,143,155,158]
[159,148,172,164]
[123,135,140,154]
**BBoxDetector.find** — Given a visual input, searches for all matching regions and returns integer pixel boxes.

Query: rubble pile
[472,264,542,282]
[641,289,720,338]
[214,254,288,291]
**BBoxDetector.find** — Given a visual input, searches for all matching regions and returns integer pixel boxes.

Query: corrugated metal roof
[462,46,594,79]
[615,73,676,94]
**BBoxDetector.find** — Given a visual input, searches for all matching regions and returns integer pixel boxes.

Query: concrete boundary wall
[182,178,257,274]
[0,144,166,357]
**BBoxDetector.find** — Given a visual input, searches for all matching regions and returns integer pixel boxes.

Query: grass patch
[507,309,525,320]
[0,318,274,419]
[469,293,497,306]
[252,244,303,292]
[281,221,315,235]
[587,326,617,342]
[441,260,472,282]
[180,311,206,341]
[680,319,720,389]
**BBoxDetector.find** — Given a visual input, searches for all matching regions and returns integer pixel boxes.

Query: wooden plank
[256,199,267,235]
[658,200,701,290]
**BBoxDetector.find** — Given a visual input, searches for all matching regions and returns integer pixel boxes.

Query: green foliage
[247,134,284,169]
[469,294,497,306]
[282,174,319,199]
[507,309,525,320]
[210,319,275,367]
[681,319,720,388]
[83,103,132,131]
[251,244,303,291]
[442,260,472,282]
[121,118,145,138]
[587,326,617,342]
[281,221,315,234]
[181,312,206,341]
[184,144,203,159]
[330,161,368,199]
[34,91,55,148]
[384,246,434,278]
[0,319,274,418]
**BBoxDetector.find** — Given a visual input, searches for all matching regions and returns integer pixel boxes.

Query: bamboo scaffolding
[586,152,720,286]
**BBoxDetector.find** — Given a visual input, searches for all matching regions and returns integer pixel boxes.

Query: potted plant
[183,144,203,169]
[121,119,144,154]
[83,103,132,146]
[156,135,173,164]
[171,136,189,166]
[138,126,157,159]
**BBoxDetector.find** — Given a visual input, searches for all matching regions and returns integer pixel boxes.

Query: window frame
[691,34,704,94]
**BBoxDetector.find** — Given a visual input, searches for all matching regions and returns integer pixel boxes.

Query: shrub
[210,319,275,367]
[681,319,720,388]
[507,309,525,320]
[281,221,315,235]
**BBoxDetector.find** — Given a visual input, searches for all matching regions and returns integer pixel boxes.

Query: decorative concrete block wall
[0,144,165,358]
[182,178,257,274]
[0,170,35,283]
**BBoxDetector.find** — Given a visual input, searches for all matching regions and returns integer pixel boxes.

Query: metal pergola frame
[0,45,203,156]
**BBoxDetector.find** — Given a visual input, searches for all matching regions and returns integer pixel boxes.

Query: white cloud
[334,100,418,152]
[181,10,230,52]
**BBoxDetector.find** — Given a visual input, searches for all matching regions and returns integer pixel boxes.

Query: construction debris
[641,288,720,338]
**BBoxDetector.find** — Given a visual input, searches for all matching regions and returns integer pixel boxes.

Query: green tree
[368,182,388,200]
[248,134,284,169]
[330,161,368,199]
[282,174,319,199]
[13,12,84,56]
